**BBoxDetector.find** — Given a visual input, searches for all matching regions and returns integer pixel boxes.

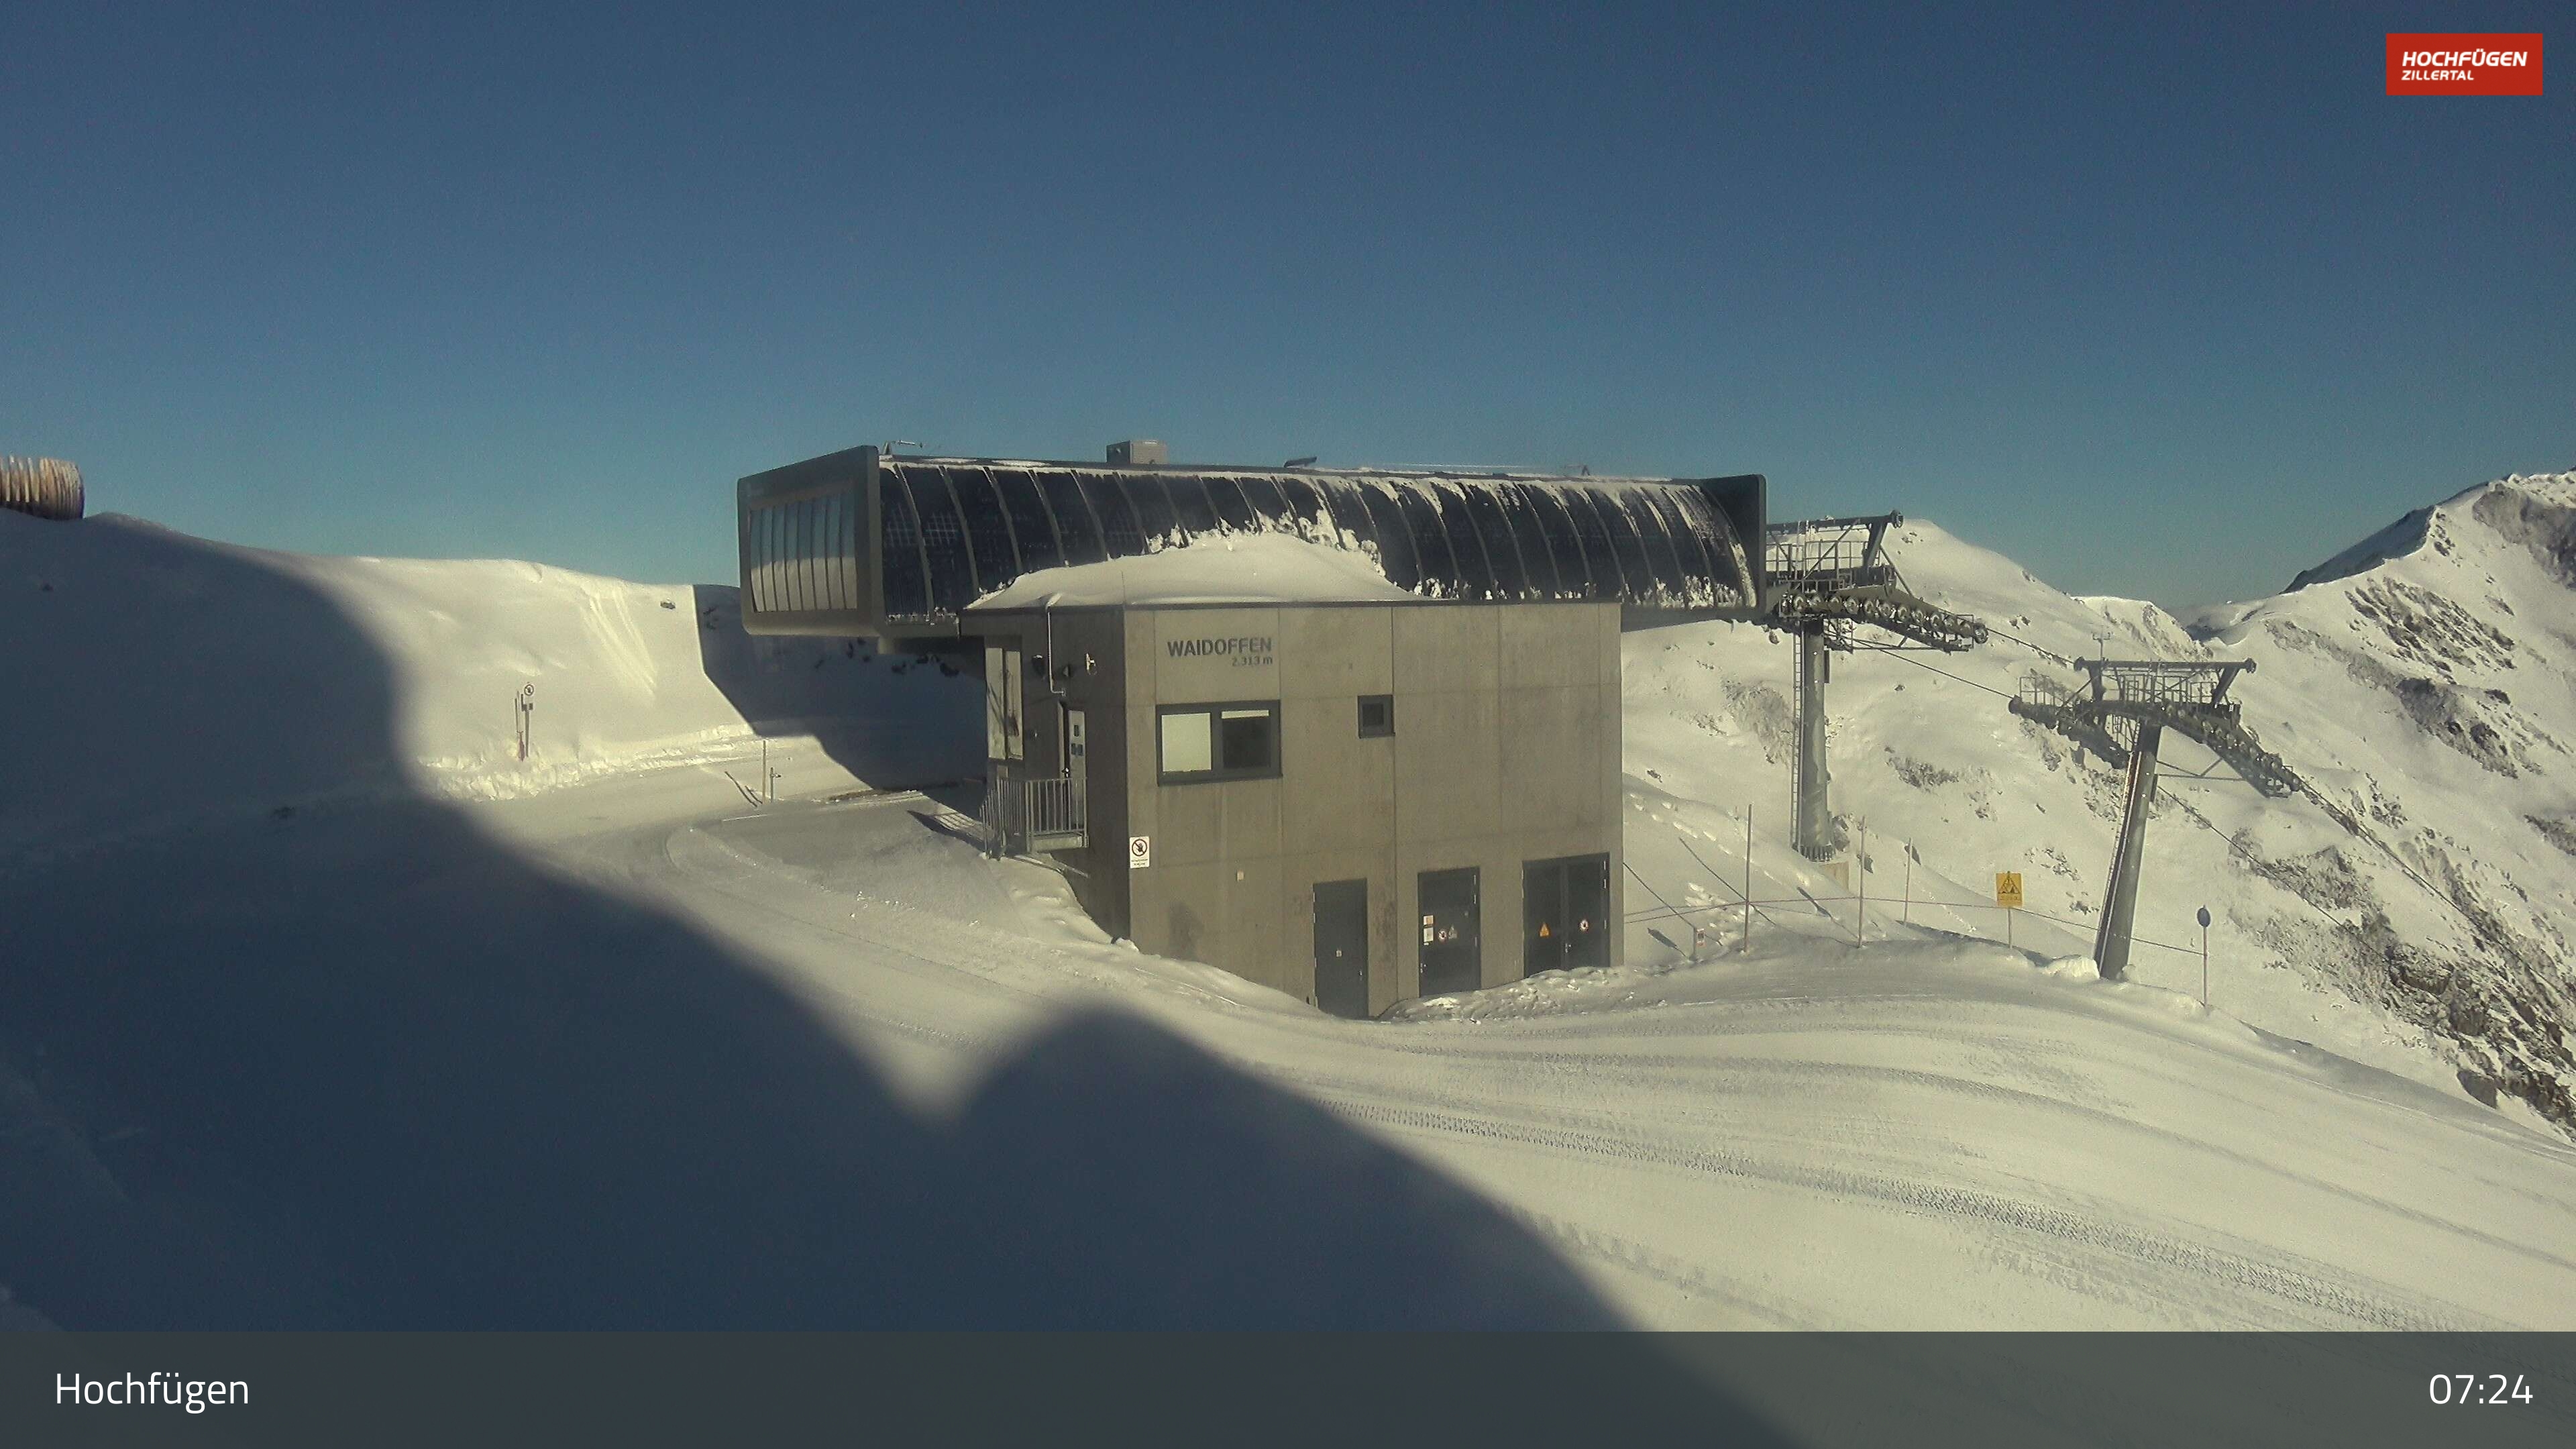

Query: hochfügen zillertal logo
[2385,33,2542,95]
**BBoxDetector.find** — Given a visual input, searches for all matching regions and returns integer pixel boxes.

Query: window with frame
[1358,694,1395,738]
[985,645,1024,761]
[1157,702,1281,784]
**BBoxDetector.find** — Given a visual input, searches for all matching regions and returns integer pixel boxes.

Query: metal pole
[1743,806,1754,955]
[1902,862,1911,926]
[2094,722,2164,979]
[1855,817,1866,945]
[1794,625,1831,859]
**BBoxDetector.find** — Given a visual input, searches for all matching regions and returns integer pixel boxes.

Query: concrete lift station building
[737,443,1766,1016]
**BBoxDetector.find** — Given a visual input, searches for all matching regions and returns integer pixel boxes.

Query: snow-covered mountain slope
[1623,472,2576,1134]
[5,486,2574,1338]
[0,511,979,866]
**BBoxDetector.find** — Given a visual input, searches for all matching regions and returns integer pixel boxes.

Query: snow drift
[0,511,979,867]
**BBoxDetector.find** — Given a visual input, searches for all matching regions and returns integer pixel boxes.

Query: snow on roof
[967,532,1419,610]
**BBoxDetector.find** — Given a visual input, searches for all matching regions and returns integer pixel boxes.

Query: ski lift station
[737,442,1766,1016]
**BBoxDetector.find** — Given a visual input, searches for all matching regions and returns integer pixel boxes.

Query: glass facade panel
[1497,483,1564,596]
[1037,469,1107,566]
[1271,476,1329,541]
[789,499,810,611]
[1161,474,1220,535]
[908,466,979,613]
[1317,477,1378,545]
[797,498,819,611]
[1081,472,1146,555]
[1582,488,1652,598]
[1619,490,1691,601]
[757,502,777,608]
[839,491,861,610]
[827,492,854,610]
[1352,484,1419,589]
[991,468,1063,574]
[814,497,832,608]
[1428,484,1498,598]
[1124,473,1178,547]
[949,467,1021,596]
[793,494,814,608]
[879,474,930,618]
[1233,475,1291,528]
[1640,488,1715,601]
[1559,488,1623,596]
[1456,484,1529,596]
[1201,475,1256,533]
[1525,486,1592,596]
[777,502,795,608]
[1391,484,1457,593]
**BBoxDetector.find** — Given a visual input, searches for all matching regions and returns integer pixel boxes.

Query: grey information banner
[3,1332,2572,1448]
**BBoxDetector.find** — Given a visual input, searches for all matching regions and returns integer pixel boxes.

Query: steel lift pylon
[1764,514,1988,859]
[2008,659,2300,979]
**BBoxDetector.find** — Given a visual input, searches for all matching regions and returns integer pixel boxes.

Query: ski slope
[619,748,2576,1330]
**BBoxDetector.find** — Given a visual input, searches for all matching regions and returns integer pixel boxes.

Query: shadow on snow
[1,523,1710,1342]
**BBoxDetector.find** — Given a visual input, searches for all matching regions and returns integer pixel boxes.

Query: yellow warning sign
[1996,871,2024,909]
[1538,922,1552,938]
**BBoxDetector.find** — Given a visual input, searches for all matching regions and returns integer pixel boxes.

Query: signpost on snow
[2198,905,2212,1006]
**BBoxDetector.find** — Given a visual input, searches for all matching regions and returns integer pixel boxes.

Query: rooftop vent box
[1106,439,1167,466]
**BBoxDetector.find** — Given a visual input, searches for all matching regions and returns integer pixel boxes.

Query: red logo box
[2387,33,2543,95]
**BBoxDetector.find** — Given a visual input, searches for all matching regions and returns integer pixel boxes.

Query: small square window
[1358,694,1395,738]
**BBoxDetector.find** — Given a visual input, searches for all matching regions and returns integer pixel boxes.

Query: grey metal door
[1417,867,1481,998]
[1063,706,1086,790]
[1312,879,1369,1020]
[1523,853,1611,977]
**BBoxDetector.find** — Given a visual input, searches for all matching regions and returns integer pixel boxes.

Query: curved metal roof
[737,449,1764,635]
[882,460,1756,621]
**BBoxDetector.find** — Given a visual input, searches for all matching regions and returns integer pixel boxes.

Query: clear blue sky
[5,2,2568,606]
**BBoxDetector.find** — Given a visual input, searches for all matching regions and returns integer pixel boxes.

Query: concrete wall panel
[1281,696,1395,855]
[1499,685,1597,835]
[1220,777,1283,861]
[1391,606,1499,696]
[1392,690,1500,844]
[1279,606,1393,699]
[1152,606,1282,703]
[1501,602,1602,692]
[1154,776,1226,867]
[1220,854,1286,994]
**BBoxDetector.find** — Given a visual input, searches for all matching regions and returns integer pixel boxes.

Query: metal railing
[981,773,1087,856]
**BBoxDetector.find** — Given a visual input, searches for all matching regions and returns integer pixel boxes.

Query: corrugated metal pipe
[0,457,85,521]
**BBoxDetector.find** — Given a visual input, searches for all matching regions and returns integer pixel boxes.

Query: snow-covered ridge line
[0,511,978,865]
[2285,471,2576,595]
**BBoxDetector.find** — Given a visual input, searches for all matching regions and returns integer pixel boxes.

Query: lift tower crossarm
[1760,511,1991,858]
[2009,655,2300,980]
[1763,513,1990,653]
